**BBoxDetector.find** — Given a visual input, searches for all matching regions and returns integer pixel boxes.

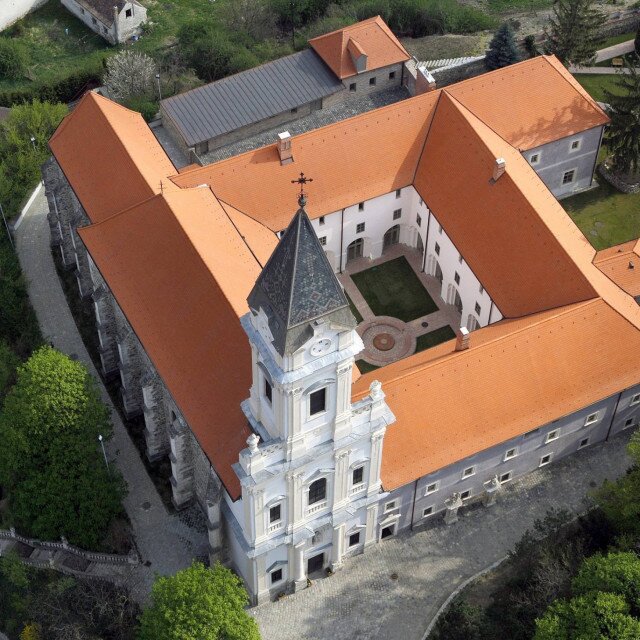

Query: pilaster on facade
[140,366,170,462]
[168,413,195,509]
[114,313,144,418]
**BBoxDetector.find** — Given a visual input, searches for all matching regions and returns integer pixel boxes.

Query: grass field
[574,74,623,102]
[415,325,457,353]
[0,2,111,94]
[351,257,438,323]
[598,31,637,49]
[564,180,640,250]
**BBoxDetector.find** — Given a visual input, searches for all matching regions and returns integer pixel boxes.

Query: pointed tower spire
[247,182,354,356]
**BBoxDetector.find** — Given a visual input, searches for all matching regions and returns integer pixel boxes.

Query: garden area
[351,256,438,322]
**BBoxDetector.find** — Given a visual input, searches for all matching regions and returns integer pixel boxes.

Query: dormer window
[309,388,326,415]
[269,504,281,523]
[309,478,326,505]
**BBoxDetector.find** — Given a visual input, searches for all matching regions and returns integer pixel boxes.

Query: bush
[0,38,27,81]
[125,97,159,122]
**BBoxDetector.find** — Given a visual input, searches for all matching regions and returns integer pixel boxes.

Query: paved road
[570,38,636,74]
[14,187,208,600]
[252,430,632,640]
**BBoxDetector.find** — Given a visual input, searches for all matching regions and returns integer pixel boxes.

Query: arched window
[308,478,327,505]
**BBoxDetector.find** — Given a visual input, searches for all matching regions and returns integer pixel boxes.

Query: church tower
[229,188,394,604]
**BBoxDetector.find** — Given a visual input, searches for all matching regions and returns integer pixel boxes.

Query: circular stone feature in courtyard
[373,332,396,351]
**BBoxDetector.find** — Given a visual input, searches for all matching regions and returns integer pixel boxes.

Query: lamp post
[98,434,109,471]
[155,73,162,101]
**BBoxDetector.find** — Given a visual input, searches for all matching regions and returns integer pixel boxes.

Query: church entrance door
[454,290,463,314]
[383,225,400,252]
[307,553,324,575]
[347,238,364,263]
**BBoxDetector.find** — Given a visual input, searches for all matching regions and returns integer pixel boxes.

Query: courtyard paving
[14,188,209,601]
[252,430,633,640]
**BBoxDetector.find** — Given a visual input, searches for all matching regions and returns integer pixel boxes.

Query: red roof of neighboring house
[309,16,410,79]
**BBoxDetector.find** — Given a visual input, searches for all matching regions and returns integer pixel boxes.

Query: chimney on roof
[629,260,635,270]
[278,131,293,166]
[492,157,506,182]
[415,66,436,95]
[455,326,470,351]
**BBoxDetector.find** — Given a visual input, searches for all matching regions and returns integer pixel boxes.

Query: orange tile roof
[446,55,609,150]
[172,89,441,231]
[309,16,410,79]
[50,92,177,223]
[595,240,640,297]
[353,299,640,491]
[79,188,262,498]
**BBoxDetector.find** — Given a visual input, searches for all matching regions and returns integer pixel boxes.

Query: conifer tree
[544,0,604,66]
[634,26,640,56]
[486,23,521,70]
[604,62,640,177]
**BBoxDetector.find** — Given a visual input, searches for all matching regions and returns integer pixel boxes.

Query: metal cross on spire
[291,172,313,208]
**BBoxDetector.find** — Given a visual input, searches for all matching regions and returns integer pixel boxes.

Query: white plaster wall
[0,0,48,31]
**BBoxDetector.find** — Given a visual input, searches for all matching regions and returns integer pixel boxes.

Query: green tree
[544,0,604,66]
[0,347,124,548]
[0,38,27,80]
[486,23,521,70]
[603,63,640,177]
[0,339,19,400]
[572,552,640,614]
[534,591,640,640]
[137,562,261,640]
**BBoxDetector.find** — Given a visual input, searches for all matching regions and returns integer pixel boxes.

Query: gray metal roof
[161,49,343,147]
[248,206,354,356]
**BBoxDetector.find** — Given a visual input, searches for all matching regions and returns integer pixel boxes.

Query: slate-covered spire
[248,192,355,356]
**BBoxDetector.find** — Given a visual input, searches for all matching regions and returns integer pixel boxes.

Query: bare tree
[217,0,277,41]
[104,51,156,104]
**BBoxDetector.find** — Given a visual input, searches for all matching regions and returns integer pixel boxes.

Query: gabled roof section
[73,0,128,26]
[309,16,410,79]
[353,298,640,491]
[248,206,354,355]
[79,188,262,499]
[414,91,597,317]
[160,49,343,147]
[172,89,441,230]
[50,92,177,223]
[447,55,609,150]
[594,240,640,298]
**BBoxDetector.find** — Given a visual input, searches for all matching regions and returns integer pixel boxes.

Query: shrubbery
[0,38,27,80]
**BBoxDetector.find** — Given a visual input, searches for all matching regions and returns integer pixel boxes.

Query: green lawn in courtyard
[345,292,364,324]
[350,257,438,322]
[573,74,624,102]
[598,32,636,49]
[355,360,380,374]
[415,325,457,353]
[563,180,640,250]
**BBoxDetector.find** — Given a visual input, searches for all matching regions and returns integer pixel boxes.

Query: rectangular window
[454,272,460,285]
[570,139,581,151]
[356,222,365,233]
[435,242,440,256]
[540,453,552,466]
[624,418,634,428]
[319,236,327,246]
[269,504,281,523]
[423,506,433,517]
[349,532,361,547]
[319,216,325,225]
[458,254,463,264]
[419,197,423,206]
[460,490,471,500]
[499,472,512,484]
[92,17,97,24]
[479,284,484,295]
[384,500,396,512]
[350,83,356,92]
[393,208,402,220]
[358,202,364,211]
[389,71,396,80]
[438,224,443,234]
[125,8,132,17]
[579,437,590,449]
[425,482,438,495]
[530,153,539,164]
[416,214,422,227]
[395,189,401,198]
[290,107,298,114]
[462,466,475,478]
[630,393,640,405]
[102,26,108,34]
[475,302,481,315]
[80,7,85,13]
[562,170,575,185]
[524,428,540,438]
[352,466,364,485]
[584,412,599,426]
[264,379,272,404]
[271,568,283,584]
[546,430,559,443]
[309,388,326,415]
[369,77,376,86]
[504,447,517,461]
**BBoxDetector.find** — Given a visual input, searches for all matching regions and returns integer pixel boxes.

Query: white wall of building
[1,0,48,31]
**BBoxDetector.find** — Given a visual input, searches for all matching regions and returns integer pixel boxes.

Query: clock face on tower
[310,338,332,356]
